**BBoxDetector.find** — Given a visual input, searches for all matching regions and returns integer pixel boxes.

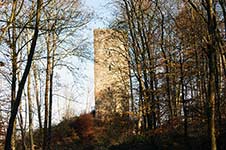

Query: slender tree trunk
[25,27,35,150]
[43,31,51,150]
[18,112,26,150]
[47,62,53,150]
[188,0,217,149]
[123,0,145,131]
[27,73,34,150]
[159,9,173,120]
[10,1,18,148]
[207,1,217,149]
[128,59,134,113]
[215,54,221,127]
[208,47,217,150]
[32,64,42,130]
[11,43,17,150]
[18,32,27,150]
[47,32,56,149]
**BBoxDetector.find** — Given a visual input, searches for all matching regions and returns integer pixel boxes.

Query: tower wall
[94,29,129,120]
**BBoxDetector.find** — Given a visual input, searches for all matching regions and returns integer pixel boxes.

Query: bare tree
[4,0,43,149]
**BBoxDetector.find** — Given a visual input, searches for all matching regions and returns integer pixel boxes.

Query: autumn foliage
[34,113,96,149]
[69,113,95,142]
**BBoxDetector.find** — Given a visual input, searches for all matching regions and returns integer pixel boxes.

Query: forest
[0,0,226,150]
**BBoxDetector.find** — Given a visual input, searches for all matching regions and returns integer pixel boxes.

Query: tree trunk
[208,47,217,150]
[32,64,42,130]
[47,32,56,149]
[10,1,18,148]
[27,72,34,150]
[207,0,217,149]
[17,33,27,150]
[43,31,51,150]
[159,8,173,120]
[188,0,217,149]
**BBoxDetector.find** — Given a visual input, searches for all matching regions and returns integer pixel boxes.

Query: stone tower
[94,29,129,120]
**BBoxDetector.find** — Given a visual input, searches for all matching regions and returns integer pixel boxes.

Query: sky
[84,0,113,29]
[80,0,114,110]
[51,0,115,123]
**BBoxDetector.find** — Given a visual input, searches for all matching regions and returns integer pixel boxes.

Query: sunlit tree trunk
[32,63,42,130]
[27,72,34,150]
[206,0,217,149]
[187,0,217,149]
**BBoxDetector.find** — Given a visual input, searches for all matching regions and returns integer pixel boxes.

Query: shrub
[69,113,95,142]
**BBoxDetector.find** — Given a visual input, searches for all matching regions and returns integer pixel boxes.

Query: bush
[69,113,95,142]
[51,119,79,145]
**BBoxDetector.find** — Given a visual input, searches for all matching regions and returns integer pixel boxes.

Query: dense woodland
[1,0,226,150]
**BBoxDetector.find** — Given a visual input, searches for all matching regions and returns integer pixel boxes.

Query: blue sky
[84,0,113,29]
[52,0,115,122]
[80,0,114,112]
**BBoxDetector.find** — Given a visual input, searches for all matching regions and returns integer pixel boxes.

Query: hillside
[19,114,226,150]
